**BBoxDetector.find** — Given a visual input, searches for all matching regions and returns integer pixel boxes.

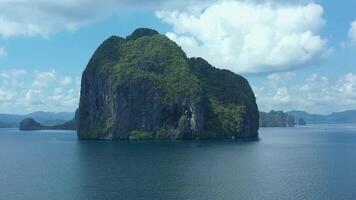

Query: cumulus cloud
[59,77,73,86]
[0,69,26,78]
[0,69,26,87]
[0,68,80,114]
[348,20,356,44]
[253,72,356,114]
[0,88,15,101]
[338,73,356,100]
[157,1,331,74]
[32,69,56,88]
[267,72,295,86]
[25,89,45,106]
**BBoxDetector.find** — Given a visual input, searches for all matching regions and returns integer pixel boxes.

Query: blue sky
[0,0,356,114]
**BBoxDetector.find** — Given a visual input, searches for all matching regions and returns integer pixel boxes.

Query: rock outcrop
[78,28,259,140]
[259,111,295,127]
[19,110,79,131]
[19,118,44,131]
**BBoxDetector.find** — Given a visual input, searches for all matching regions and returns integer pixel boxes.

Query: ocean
[1,125,356,200]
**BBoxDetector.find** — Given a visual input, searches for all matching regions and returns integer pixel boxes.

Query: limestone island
[78,28,259,140]
[19,111,78,131]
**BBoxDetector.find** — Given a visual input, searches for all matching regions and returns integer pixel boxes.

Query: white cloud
[267,72,295,84]
[0,69,26,87]
[338,73,356,100]
[0,68,80,114]
[157,1,331,74]
[0,0,318,39]
[348,20,356,44]
[0,88,15,101]
[32,69,56,88]
[25,89,45,105]
[273,87,291,103]
[59,76,72,86]
[0,69,26,78]
[253,72,356,114]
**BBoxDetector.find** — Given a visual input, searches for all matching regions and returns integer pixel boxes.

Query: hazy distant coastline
[0,112,74,128]
[1,110,356,129]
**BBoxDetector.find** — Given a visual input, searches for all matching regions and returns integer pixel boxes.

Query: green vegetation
[189,57,259,138]
[156,127,167,139]
[88,33,202,105]
[89,117,113,138]
[212,102,246,137]
[129,130,153,140]
[126,28,159,40]
[97,117,113,132]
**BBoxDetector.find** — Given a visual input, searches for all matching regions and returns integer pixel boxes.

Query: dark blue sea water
[1,125,356,200]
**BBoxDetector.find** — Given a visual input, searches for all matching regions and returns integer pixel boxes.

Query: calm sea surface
[1,125,356,200]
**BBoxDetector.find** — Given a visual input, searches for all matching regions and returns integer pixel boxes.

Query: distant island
[258,110,356,127]
[19,110,78,131]
[0,111,74,128]
[78,28,259,140]
[6,109,355,131]
[259,111,297,127]
[287,110,356,124]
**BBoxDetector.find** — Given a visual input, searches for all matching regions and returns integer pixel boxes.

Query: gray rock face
[79,68,204,139]
[78,28,259,140]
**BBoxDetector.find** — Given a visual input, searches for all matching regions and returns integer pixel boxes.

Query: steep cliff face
[78,28,259,140]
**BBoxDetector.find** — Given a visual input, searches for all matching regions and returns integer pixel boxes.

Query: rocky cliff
[78,28,259,140]
[259,111,295,127]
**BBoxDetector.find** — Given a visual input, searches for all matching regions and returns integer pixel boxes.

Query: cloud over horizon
[253,72,356,114]
[0,69,80,114]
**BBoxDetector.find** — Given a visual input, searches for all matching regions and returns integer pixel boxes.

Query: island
[0,111,74,128]
[287,110,356,124]
[19,110,78,131]
[259,111,295,127]
[19,118,44,131]
[78,28,259,140]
